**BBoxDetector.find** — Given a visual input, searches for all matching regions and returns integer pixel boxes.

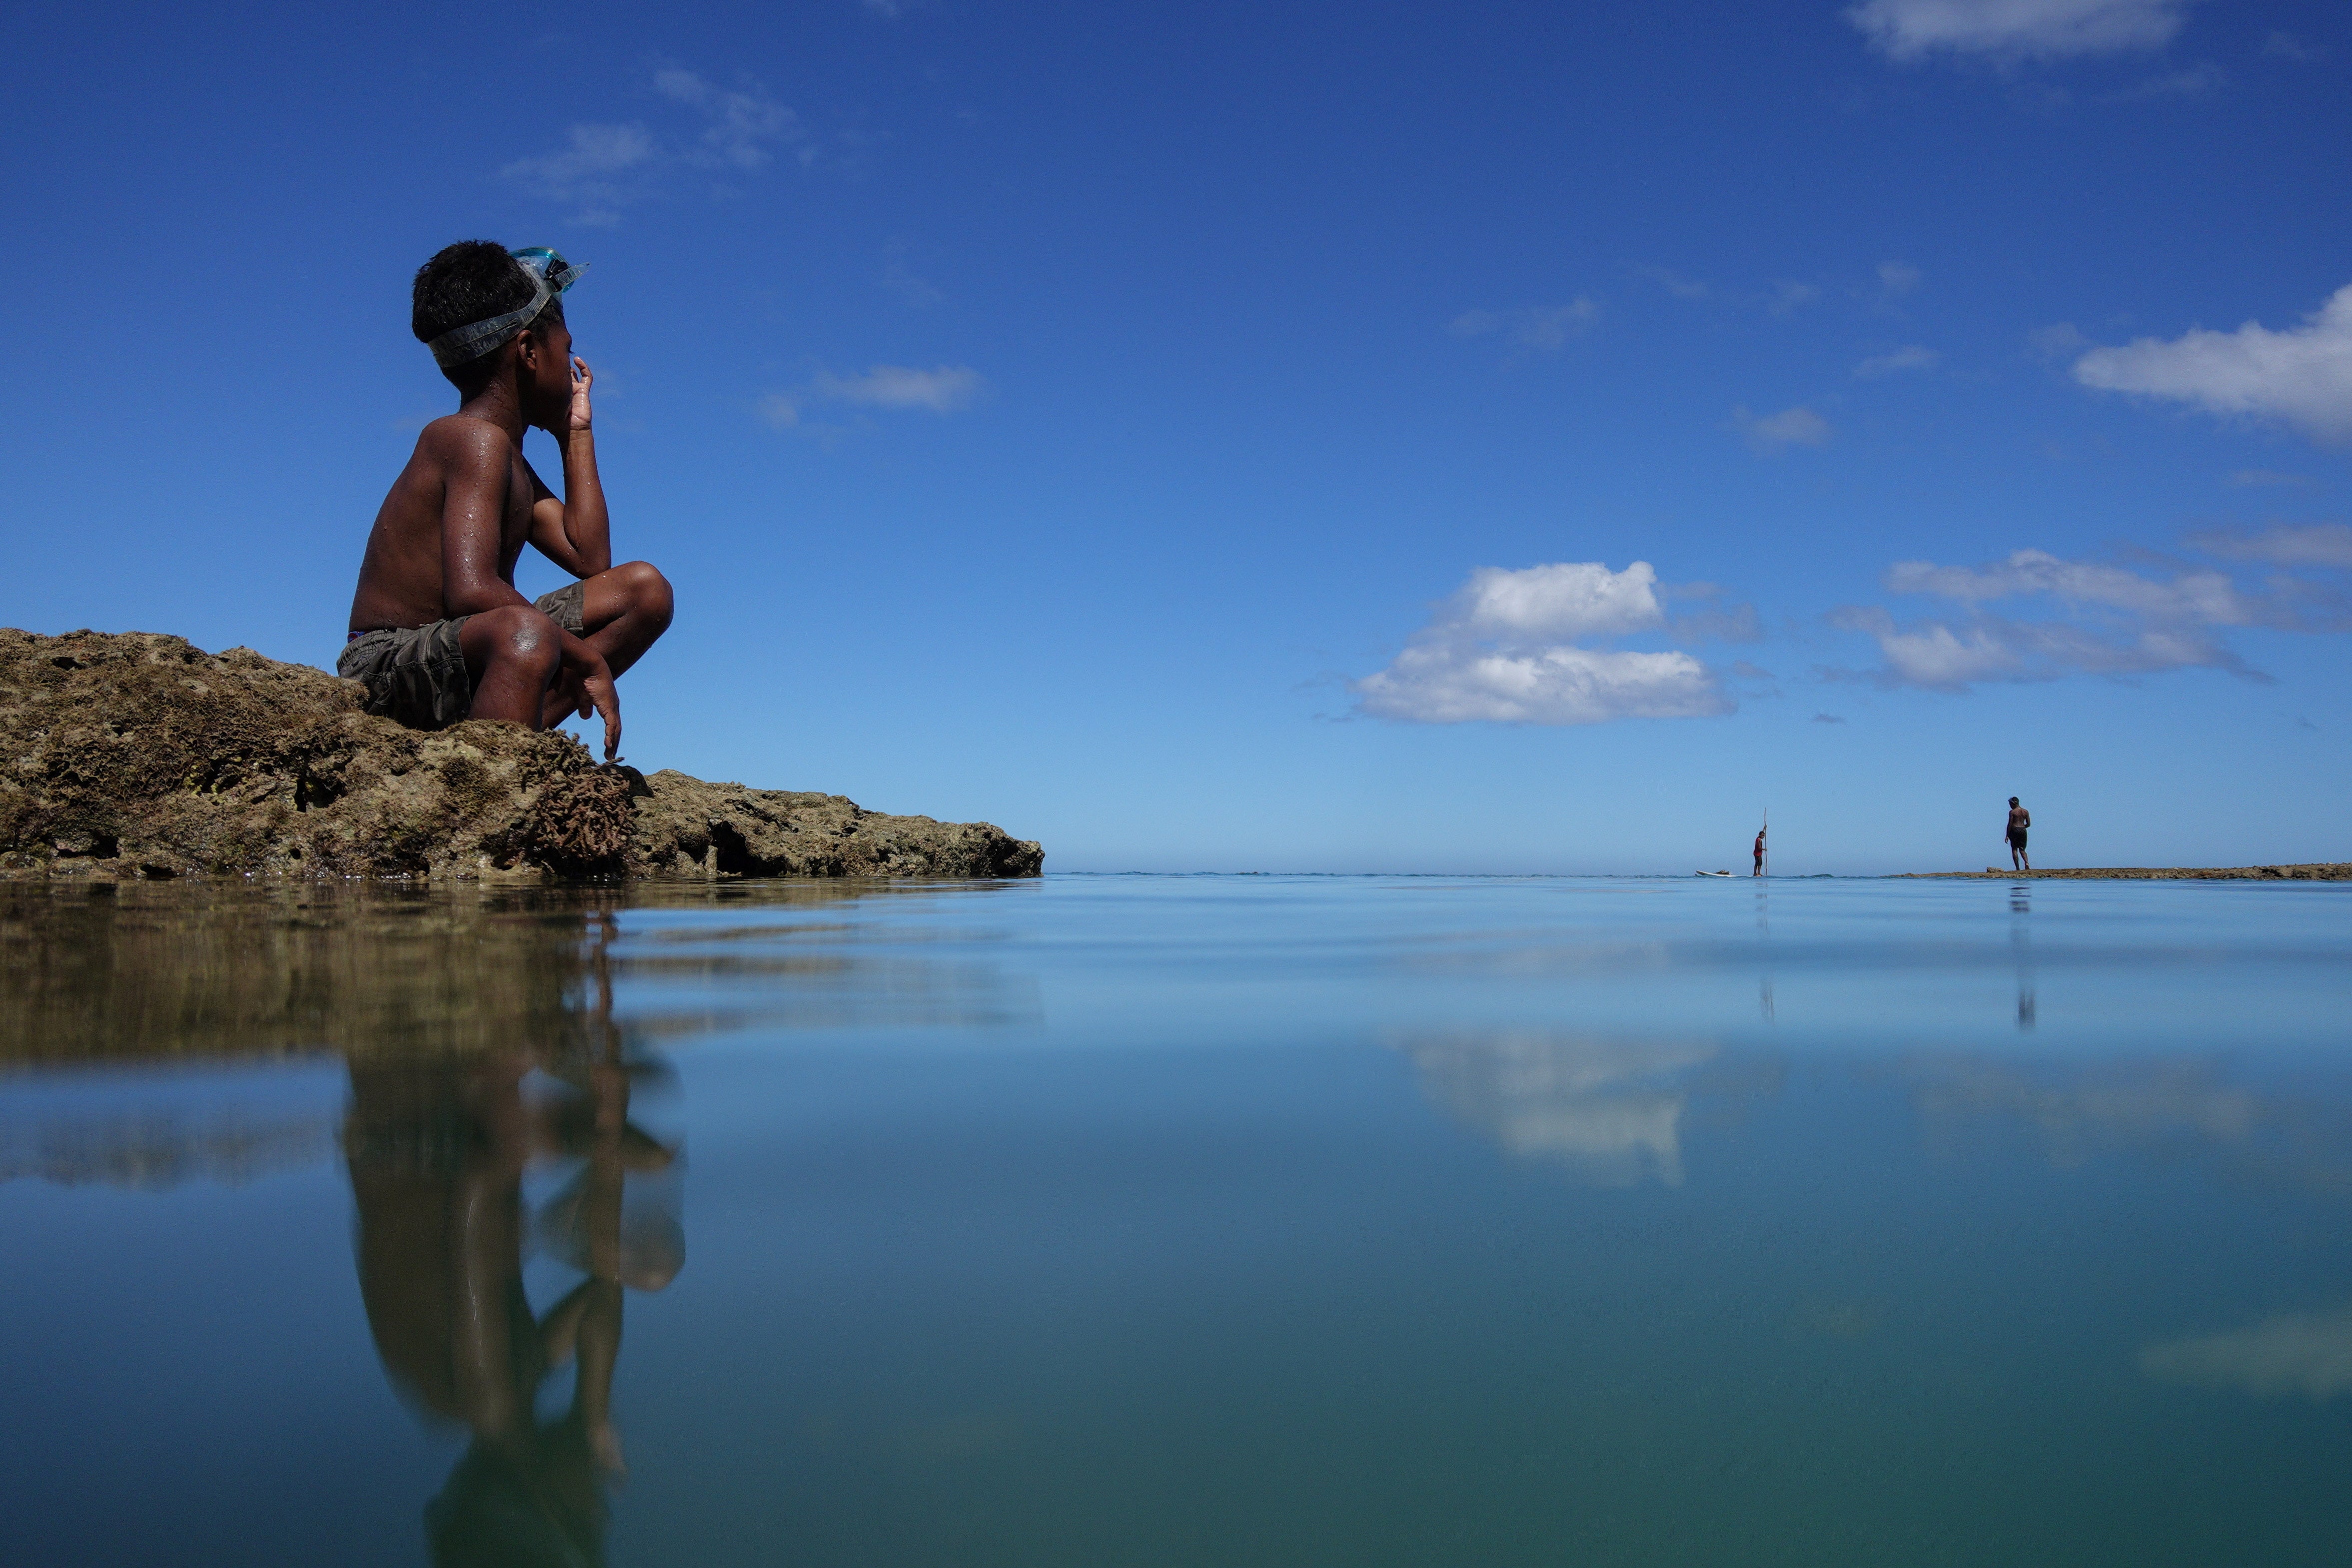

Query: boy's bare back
[347,418,544,637]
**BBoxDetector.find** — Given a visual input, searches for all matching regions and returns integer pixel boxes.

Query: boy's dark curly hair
[411,241,563,378]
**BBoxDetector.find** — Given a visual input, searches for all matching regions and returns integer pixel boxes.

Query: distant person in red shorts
[1752,823,1766,877]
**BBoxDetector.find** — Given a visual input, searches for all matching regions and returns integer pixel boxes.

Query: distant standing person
[1752,823,1767,878]
[2006,796,2031,872]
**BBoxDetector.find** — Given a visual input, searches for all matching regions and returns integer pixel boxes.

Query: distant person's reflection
[343,919,679,1568]
[2011,882,2036,1030]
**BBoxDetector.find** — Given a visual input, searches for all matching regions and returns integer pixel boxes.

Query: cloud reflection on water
[2142,1309,2352,1401]
[1400,1030,1715,1186]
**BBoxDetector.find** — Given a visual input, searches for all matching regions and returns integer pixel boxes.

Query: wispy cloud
[1734,404,1833,451]
[1632,264,1711,301]
[653,67,807,170]
[880,253,944,308]
[1878,260,1923,297]
[2028,322,2091,359]
[500,123,661,223]
[2226,469,2311,489]
[2143,1310,2352,1401]
[1449,299,1600,352]
[2260,31,2325,63]
[1813,712,1848,724]
[1885,550,2255,620]
[2182,522,2352,569]
[762,363,985,428]
[1848,0,2196,61]
[1856,345,1941,378]
[504,68,806,222]
[1633,266,1835,316]
[1353,562,1734,726]
[2073,283,2352,445]
[1825,547,2311,690]
[2098,59,2227,99]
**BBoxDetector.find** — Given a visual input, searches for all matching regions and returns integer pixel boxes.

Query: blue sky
[2,0,2347,872]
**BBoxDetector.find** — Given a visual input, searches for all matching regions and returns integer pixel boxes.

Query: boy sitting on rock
[342,242,672,760]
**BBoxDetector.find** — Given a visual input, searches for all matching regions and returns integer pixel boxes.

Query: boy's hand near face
[567,356,594,434]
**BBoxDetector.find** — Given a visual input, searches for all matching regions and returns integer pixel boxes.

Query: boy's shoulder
[416,412,519,466]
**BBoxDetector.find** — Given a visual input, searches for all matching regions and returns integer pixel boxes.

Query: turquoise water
[3,875,2351,1566]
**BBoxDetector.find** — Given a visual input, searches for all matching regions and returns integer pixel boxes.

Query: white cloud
[1856,345,1941,378]
[1879,260,1923,296]
[1353,562,1733,726]
[2142,1309,2352,1401]
[1768,281,1821,316]
[764,364,985,428]
[1734,404,1833,451]
[2073,284,2352,444]
[2184,523,2352,569]
[1450,561,1671,640]
[1848,0,2194,60]
[1831,548,2277,690]
[1449,299,1599,351]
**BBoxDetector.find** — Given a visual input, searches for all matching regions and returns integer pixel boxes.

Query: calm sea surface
[3,874,2350,1567]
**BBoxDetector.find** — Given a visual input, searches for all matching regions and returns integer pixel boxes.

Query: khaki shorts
[533,580,586,633]
[338,618,473,730]
[336,583,584,731]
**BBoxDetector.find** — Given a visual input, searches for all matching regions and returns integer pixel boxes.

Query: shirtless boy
[2006,796,2031,872]
[341,242,672,760]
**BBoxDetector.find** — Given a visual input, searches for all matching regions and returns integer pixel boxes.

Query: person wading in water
[2006,796,2032,872]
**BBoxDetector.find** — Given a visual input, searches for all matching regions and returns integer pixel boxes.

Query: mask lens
[510,246,580,293]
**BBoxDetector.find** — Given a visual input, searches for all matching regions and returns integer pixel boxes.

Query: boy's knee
[616,560,674,628]
[478,605,563,673]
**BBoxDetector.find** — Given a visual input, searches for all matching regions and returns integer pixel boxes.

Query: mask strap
[424,270,552,370]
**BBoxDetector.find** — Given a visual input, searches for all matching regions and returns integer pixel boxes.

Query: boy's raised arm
[527,355,610,578]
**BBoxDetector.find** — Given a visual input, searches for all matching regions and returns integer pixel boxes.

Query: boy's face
[515,312,575,430]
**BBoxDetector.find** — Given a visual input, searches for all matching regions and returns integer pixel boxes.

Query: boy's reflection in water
[343,915,679,1568]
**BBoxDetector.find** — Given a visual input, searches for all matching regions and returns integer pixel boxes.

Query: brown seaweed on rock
[0,628,1042,883]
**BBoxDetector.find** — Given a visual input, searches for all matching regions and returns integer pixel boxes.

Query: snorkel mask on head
[424,247,589,370]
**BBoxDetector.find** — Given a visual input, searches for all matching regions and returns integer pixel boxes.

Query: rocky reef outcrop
[0,628,1042,881]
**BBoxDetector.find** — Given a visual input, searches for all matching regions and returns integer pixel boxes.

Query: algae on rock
[0,628,1042,882]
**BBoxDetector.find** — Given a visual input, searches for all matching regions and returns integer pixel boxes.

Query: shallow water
[3,874,2350,1567]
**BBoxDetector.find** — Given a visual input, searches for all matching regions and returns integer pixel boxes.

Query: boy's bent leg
[576,561,675,678]
[461,606,564,727]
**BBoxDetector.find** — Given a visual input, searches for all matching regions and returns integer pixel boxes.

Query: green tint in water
[2,876,2350,1566]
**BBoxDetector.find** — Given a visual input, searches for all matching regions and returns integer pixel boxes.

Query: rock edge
[1897,865,2351,881]
[0,628,1043,882]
